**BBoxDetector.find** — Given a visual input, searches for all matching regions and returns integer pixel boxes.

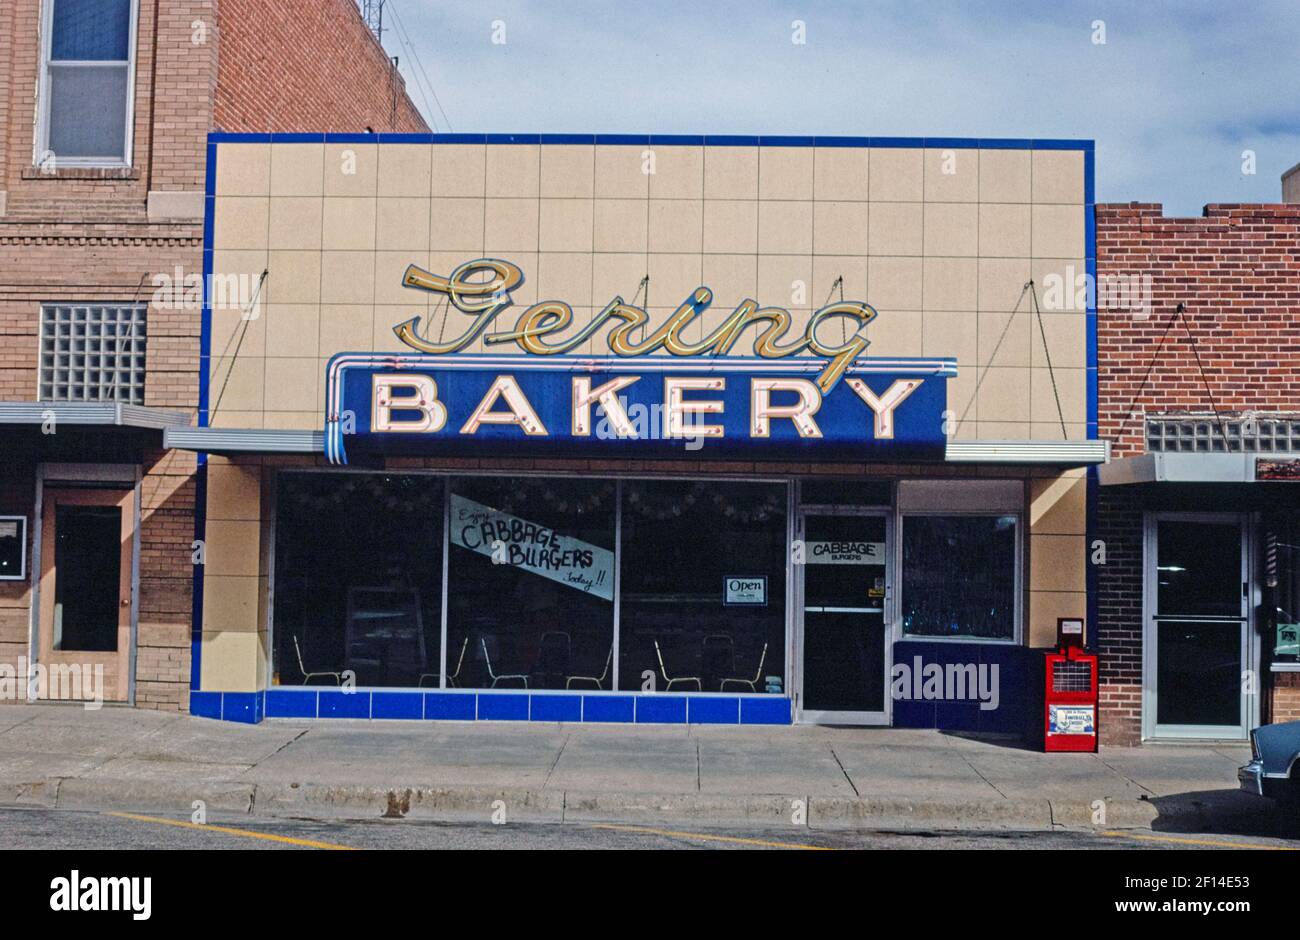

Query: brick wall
[214,0,428,134]
[0,0,428,710]
[1095,486,1143,745]
[1098,203,1300,458]
[1096,202,1300,743]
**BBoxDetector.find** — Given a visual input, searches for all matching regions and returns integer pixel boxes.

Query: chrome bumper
[1238,760,1265,797]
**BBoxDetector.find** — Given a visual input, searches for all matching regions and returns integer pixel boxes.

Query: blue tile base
[191,689,794,726]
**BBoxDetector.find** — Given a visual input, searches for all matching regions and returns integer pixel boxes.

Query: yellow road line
[106,812,357,850]
[591,822,832,850]
[1100,830,1295,851]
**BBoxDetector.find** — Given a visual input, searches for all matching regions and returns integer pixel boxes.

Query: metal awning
[944,440,1109,466]
[162,428,1109,467]
[164,426,324,454]
[0,401,190,430]
[1099,452,1260,485]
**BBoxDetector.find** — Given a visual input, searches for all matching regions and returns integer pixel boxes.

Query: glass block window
[39,304,147,404]
[1146,415,1300,453]
[39,0,136,165]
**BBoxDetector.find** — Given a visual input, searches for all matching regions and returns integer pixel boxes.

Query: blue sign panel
[325,354,955,464]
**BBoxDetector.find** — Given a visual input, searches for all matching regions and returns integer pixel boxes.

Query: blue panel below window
[477,694,529,721]
[581,695,634,723]
[318,690,371,719]
[740,696,792,725]
[266,689,318,719]
[423,692,477,720]
[891,697,936,729]
[635,696,687,724]
[529,694,582,722]
[934,701,981,733]
[221,691,263,724]
[687,697,739,724]
[189,691,222,720]
[372,691,423,720]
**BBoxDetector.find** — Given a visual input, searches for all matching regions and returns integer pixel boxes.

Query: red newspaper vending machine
[1043,619,1098,752]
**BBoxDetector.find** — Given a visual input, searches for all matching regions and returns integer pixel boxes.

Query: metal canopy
[162,428,1109,467]
[0,401,190,430]
[163,426,324,455]
[944,440,1109,467]
[1098,452,1258,486]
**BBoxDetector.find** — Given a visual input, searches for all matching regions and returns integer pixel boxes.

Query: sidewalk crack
[695,740,701,792]
[1096,755,1155,796]
[542,734,569,790]
[246,728,311,772]
[953,750,1007,799]
[828,747,860,798]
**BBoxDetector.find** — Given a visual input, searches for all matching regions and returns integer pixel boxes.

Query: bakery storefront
[181,133,1104,727]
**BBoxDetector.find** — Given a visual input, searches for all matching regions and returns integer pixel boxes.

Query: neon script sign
[393,258,877,394]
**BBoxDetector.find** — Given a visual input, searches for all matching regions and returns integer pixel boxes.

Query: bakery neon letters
[394,258,878,394]
[370,373,923,441]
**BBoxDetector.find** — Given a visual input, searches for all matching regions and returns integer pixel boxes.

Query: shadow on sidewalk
[1147,789,1300,838]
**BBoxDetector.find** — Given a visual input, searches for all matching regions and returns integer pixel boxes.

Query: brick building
[0,0,425,710]
[1096,200,1300,744]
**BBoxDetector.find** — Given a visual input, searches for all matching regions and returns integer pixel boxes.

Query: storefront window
[901,515,1018,640]
[273,473,444,687]
[1268,513,1300,664]
[618,480,787,693]
[446,477,616,690]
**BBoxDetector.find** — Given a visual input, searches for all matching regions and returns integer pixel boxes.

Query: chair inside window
[420,635,467,688]
[481,636,529,688]
[293,634,341,686]
[566,647,612,690]
[720,642,769,693]
[654,639,701,691]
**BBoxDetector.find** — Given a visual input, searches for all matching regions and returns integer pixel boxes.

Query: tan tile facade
[210,142,1089,442]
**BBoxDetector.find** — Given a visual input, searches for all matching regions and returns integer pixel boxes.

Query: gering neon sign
[392,258,876,394]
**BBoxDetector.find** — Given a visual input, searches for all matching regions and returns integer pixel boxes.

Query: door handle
[120,598,130,607]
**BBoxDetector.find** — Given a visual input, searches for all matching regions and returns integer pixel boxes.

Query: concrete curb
[11,775,1278,833]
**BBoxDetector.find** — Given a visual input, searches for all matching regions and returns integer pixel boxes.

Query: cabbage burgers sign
[324,259,954,464]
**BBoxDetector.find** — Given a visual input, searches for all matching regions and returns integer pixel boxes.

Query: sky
[379,0,1300,216]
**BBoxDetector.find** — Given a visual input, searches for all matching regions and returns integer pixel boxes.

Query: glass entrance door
[37,488,134,702]
[798,511,890,724]
[1145,512,1252,740]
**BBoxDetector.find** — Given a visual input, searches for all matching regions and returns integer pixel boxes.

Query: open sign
[724,576,767,606]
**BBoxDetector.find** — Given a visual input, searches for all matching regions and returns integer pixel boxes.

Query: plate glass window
[901,515,1018,640]
[272,473,445,688]
[446,476,615,690]
[618,480,787,693]
[39,0,136,166]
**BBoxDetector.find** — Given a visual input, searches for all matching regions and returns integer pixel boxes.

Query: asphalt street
[3,806,1298,851]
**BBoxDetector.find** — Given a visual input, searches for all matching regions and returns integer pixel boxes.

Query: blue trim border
[207,132,1093,150]
[196,689,793,726]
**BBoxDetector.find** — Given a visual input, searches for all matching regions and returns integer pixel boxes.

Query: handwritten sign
[449,494,613,600]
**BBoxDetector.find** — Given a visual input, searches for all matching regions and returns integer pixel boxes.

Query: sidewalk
[0,703,1279,833]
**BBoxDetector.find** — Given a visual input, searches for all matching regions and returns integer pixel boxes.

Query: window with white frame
[39,304,147,405]
[36,0,138,168]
